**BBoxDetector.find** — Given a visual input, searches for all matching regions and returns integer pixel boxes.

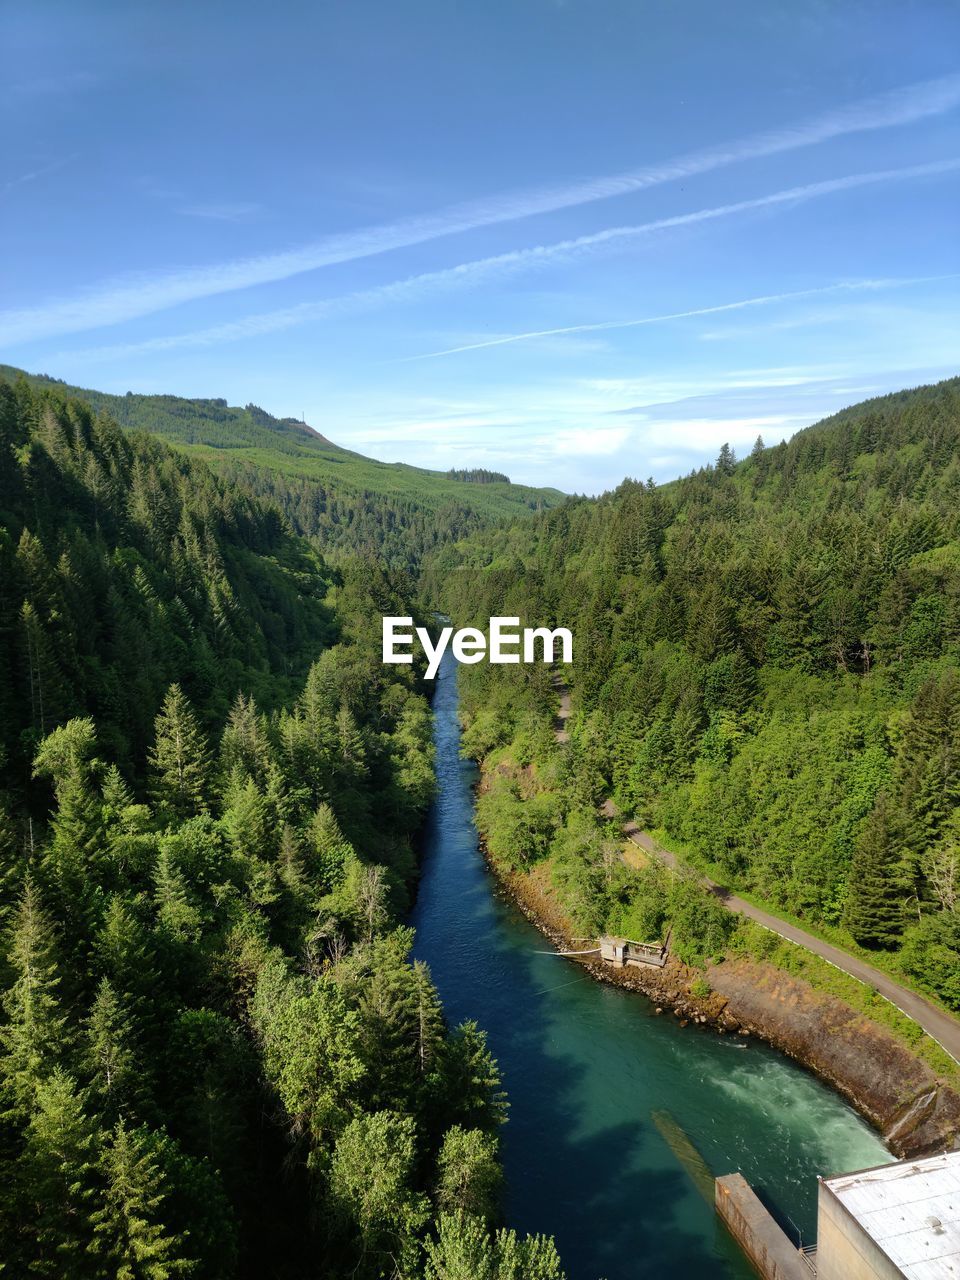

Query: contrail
[402,274,960,362]
[62,159,960,365]
[3,73,960,345]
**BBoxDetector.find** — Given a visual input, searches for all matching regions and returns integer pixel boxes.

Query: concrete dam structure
[717,1150,960,1280]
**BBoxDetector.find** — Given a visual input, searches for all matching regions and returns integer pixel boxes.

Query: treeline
[2,366,562,571]
[0,378,566,1279]
[437,376,960,1009]
[446,469,511,485]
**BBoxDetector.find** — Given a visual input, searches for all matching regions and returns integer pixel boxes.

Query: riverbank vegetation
[436,376,960,1027]
[0,376,566,1279]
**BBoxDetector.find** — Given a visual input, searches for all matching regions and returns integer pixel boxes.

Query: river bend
[411,651,886,1280]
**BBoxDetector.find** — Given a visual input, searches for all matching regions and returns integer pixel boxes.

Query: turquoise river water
[410,651,888,1280]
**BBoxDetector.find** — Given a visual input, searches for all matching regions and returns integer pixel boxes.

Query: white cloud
[547,426,633,456]
[635,414,809,451]
[4,72,960,343]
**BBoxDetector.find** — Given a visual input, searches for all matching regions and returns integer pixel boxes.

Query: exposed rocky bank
[494,857,960,1160]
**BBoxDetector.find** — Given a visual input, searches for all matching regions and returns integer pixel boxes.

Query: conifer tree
[435,1022,508,1135]
[84,978,136,1107]
[90,1122,193,1280]
[34,721,105,924]
[19,600,63,739]
[19,1069,98,1278]
[149,684,211,820]
[0,880,68,1112]
[94,897,160,1044]
[715,442,736,475]
[219,693,272,787]
[845,796,906,948]
[410,960,445,1084]
[153,849,201,943]
[308,802,353,891]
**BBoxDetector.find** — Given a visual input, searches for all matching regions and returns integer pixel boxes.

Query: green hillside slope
[438,374,960,1016]
[1,366,564,566]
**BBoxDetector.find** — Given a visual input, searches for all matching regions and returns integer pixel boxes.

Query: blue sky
[3,0,959,494]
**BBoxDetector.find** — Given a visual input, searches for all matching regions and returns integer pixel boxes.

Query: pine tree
[0,880,68,1112]
[153,849,201,943]
[716,442,737,476]
[19,600,64,739]
[435,1022,508,1135]
[94,897,160,1045]
[149,684,211,820]
[34,721,106,930]
[19,1069,98,1278]
[308,802,353,892]
[90,1122,194,1279]
[219,692,272,788]
[410,960,445,1084]
[84,978,136,1107]
[845,796,906,948]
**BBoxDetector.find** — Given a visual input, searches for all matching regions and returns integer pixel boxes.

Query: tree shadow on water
[487,948,753,1280]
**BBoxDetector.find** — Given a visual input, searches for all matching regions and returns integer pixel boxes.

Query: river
[410,651,887,1280]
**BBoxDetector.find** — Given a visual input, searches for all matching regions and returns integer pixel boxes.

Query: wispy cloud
[4,73,959,345]
[50,165,960,365]
[401,270,960,361]
[3,155,78,199]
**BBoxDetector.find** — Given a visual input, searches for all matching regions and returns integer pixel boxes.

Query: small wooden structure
[599,935,667,969]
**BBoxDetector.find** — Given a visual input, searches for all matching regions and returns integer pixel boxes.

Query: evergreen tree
[308,802,353,892]
[84,978,137,1108]
[0,880,68,1112]
[149,685,211,820]
[89,1122,194,1280]
[715,442,736,475]
[18,1070,98,1278]
[844,796,907,948]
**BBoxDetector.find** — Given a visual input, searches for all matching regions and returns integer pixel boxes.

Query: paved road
[554,682,960,1065]
[603,800,960,1066]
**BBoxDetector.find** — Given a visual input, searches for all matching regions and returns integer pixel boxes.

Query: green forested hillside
[0,378,565,1280]
[438,376,960,1012]
[1,367,563,568]
[0,376,340,789]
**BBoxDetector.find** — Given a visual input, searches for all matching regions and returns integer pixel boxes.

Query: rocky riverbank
[491,855,960,1159]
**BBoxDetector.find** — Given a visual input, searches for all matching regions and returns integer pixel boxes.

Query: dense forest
[0,376,565,1279]
[436,377,960,1011]
[10,362,960,1275]
[1,367,563,570]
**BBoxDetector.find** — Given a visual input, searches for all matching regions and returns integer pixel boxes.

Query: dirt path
[554,684,960,1065]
